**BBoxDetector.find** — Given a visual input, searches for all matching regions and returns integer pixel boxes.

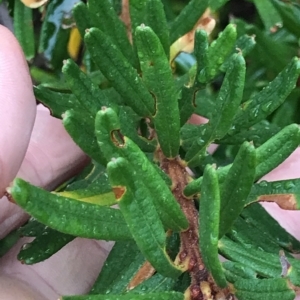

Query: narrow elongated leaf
[246,178,300,209]
[57,172,116,206]
[85,28,155,117]
[228,217,282,255]
[272,0,300,38]
[184,123,300,196]
[218,236,282,278]
[252,0,281,29]
[18,218,47,237]
[9,178,132,241]
[63,110,107,166]
[219,121,280,147]
[72,2,91,39]
[176,30,208,125]
[169,0,209,44]
[128,273,176,294]
[128,0,170,59]
[232,57,300,132]
[185,54,246,166]
[178,85,198,126]
[194,29,208,77]
[34,86,79,118]
[135,25,180,158]
[0,229,20,257]
[255,123,300,180]
[62,292,185,300]
[119,106,156,153]
[18,230,74,264]
[219,142,256,238]
[234,278,295,300]
[87,0,134,65]
[146,0,170,57]
[90,241,146,295]
[95,108,188,231]
[107,157,182,278]
[209,0,230,11]
[241,203,300,253]
[14,0,35,60]
[62,59,110,114]
[220,34,256,72]
[222,261,257,283]
[199,165,227,288]
[198,24,237,83]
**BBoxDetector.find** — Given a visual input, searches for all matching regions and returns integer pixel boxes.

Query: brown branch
[157,150,233,300]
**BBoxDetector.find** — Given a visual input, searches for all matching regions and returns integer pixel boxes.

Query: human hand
[0,25,113,299]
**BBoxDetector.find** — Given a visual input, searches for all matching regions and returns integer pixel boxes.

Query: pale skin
[0,25,299,299]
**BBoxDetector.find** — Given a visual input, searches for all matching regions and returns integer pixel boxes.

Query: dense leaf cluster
[2,0,300,299]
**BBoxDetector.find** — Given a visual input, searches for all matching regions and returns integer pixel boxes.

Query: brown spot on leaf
[127,261,155,290]
[111,130,125,147]
[112,187,126,200]
[258,194,298,210]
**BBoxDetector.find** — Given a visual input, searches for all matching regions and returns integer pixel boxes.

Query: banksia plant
[3,0,300,299]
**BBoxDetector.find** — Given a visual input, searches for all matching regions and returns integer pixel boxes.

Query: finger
[0,237,113,299]
[0,25,36,197]
[17,105,89,190]
[0,105,89,237]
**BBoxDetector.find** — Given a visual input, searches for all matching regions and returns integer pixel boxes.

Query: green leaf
[119,107,156,153]
[95,108,188,231]
[18,218,47,237]
[9,178,132,241]
[218,236,282,278]
[107,157,182,279]
[13,0,35,61]
[232,57,300,133]
[228,217,282,255]
[84,28,155,117]
[272,0,300,38]
[34,86,78,119]
[255,123,300,180]
[135,25,180,158]
[72,2,91,39]
[0,229,20,257]
[199,24,237,83]
[63,109,107,166]
[184,122,300,196]
[90,241,146,294]
[220,34,256,72]
[62,59,110,114]
[241,203,300,253]
[246,178,300,209]
[219,142,256,238]
[87,0,134,65]
[194,29,209,78]
[218,121,281,147]
[62,292,185,300]
[209,0,230,11]
[169,0,209,44]
[129,0,170,59]
[18,229,74,265]
[252,0,281,29]
[234,278,295,300]
[129,273,176,294]
[199,165,227,288]
[222,261,257,283]
[57,170,116,206]
[185,54,246,166]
